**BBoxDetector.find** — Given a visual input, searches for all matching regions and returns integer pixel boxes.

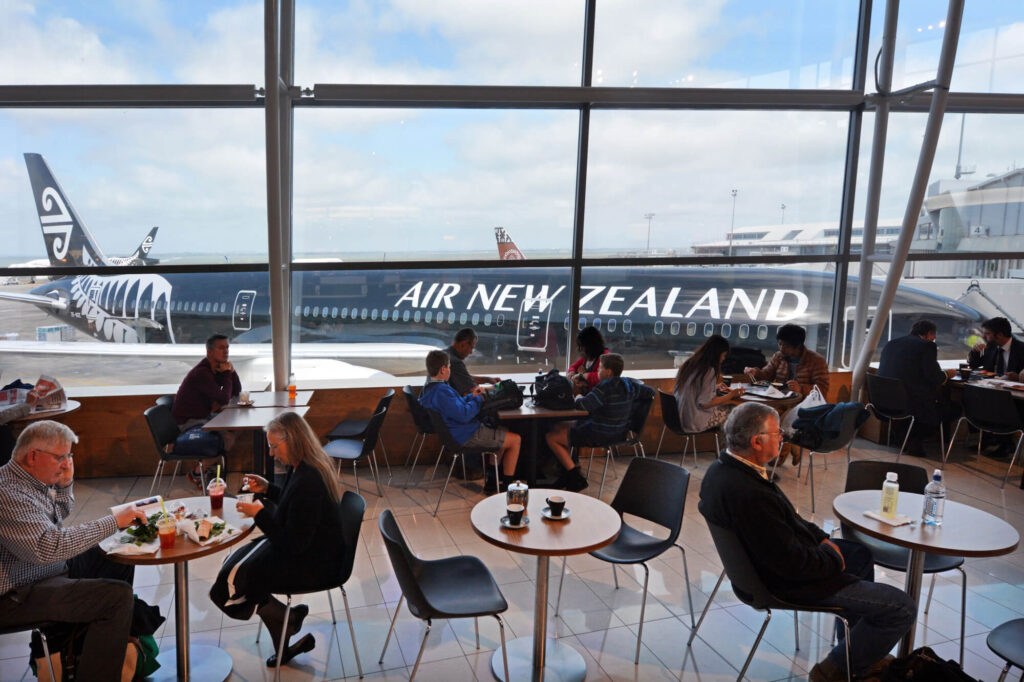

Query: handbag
[781,385,826,436]
[533,369,576,410]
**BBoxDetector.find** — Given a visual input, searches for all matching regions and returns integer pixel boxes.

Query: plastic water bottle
[880,471,899,519]
[287,373,297,400]
[922,469,946,526]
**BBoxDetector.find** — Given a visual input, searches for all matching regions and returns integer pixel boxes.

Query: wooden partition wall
[57,370,853,478]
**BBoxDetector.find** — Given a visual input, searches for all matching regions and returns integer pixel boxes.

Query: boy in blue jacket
[419,350,521,492]
[546,353,636,491]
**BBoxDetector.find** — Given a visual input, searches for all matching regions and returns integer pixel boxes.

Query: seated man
[445,328,500,396]
[419,350,520,492]
[967,316,1024,380]
[878,319,960,458]
[0,421,148,680]
[545,353,637,492]
[744,323,830,397]
[173,333,241,484]
[699,403,915,682]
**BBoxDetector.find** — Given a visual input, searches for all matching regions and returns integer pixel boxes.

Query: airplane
[0,156,986,382]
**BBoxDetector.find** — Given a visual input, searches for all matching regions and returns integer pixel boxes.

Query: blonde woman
[211,412,344,668]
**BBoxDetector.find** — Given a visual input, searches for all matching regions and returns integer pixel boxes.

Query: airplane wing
[0,291,67,309]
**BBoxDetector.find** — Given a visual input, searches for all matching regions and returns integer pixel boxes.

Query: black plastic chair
[424,409,499,516]
[945,384,1023,488]
[589,383,655,497]
[689,521,851,682]
[654,389,721,469]
[326,389,395,482]
[987,618,1024,682]
[843,460,967,665]
[779,404,868,512]
[0,625,55,681]
[255,490,366,680]
[377,510,509,681]
[143,404,225,495]
[865,374,923,460]
[402,385,444,487]
[554,458,696,663]
[155,394,174,409]
[324,407,388,497]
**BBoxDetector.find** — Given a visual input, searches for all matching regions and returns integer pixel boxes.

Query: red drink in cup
[207,477,226,513]
[157,515,177,550]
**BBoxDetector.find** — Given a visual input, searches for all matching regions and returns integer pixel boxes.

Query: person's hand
[716,382,730,393]
[471,385,487,396]
[57,457,74,488]
[25,390,38,407]
[820,538,845,571]
[786,380,801,393]
[219,361,234,373]
[973,341,986,354]
[727,387,745,400]
[1006,371,1020,382]
[743,367,759,376]
[242,474,269,494]
[236,499,264,517]
[114,505,149,530]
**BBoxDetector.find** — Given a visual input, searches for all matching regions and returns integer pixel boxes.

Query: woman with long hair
[567,325,609,394]
[212,412,346,668]
[674,334,745,432]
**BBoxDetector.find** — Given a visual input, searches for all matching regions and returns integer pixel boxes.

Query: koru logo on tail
[39,187,73,260]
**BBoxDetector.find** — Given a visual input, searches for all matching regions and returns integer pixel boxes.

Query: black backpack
[880,646,980,681]
[721,346,767,375]
[532,369,576,410]
[478,379,525,417]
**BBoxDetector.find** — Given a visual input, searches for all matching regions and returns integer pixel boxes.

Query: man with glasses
[0,420,148,680]
[699,403,914,682]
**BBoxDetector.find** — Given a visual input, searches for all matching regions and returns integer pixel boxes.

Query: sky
[0,0,1022,262]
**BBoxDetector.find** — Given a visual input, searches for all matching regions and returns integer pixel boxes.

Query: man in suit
[699,403,914,682]
[967,316,1024,379]
[878,319,959,458]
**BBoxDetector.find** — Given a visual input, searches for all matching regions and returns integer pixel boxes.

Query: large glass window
[293,109,578,261]
[584,110,849,256]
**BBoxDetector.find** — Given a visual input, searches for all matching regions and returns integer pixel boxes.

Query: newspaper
[32,375,67,412]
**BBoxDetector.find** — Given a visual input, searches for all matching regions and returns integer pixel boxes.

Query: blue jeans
[814,540,916,675]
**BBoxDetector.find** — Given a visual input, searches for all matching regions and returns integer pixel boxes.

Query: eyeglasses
[757,431,785,451]
[267,440,285,452]
[36,449,74,464]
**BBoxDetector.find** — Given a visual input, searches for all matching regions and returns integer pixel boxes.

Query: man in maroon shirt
[172,334,241,484]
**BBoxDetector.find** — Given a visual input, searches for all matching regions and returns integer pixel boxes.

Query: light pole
[780,203,786,224]
[644,213,655,252]
[728,189,738,257]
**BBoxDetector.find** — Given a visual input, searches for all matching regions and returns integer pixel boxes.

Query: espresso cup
[959,368,971,380]
[507,503,525,526]
[546,496,566,517]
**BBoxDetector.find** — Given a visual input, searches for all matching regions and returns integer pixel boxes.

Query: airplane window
[739,324,749,339]
[221,303,227,313]
[687,322,696,336]
[484,313,492,326]
[623,319,631,333]
[497,314,504,327]
[578,317,587,330]
[448,312,456,324]
[607,319,616,332]
[206,302,213,313]
[703,323,714,337]
[403,310,410,322]
[425,311,433,323]
[303,306,310,317]
[340,308,348,319]
[414,310,422,322]
[593,318,601,330]
[371,309,379,320]
[757,325,768,340]
[472,313,479,325]
[459,312,468,324]
[654,321,663,335]
[381,309,389,320]
[294,305,301,316]
[332,307,338,318]
[563,317,570,330]
[393,309,399,321]
[360,308,368,320]
[191,302,197,312]
[670,321,680,335]
[313,306,320,317]
[721,323,732,338]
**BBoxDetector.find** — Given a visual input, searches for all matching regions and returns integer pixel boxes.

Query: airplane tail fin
[24,153,108,267]
[134,227,158,260]
[495,226,525,260]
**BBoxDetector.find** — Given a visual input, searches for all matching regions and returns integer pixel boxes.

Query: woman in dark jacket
[213,412,344,667]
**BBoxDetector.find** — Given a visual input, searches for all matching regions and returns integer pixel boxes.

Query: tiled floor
[2,437,1022,681]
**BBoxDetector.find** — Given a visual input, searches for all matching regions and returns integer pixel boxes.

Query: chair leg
[612,564,618,589]
[793,611,799,651]
[737,609,772,682]
[996,662,1011,682]
[167,461,181,492]
[676,544,696,628]
[599,447,612,498]
[494,614,510,682]
[474,617,479,649]
[379,595,404,663]
[634,562,650,664]
[809,452,816,513]
[326,589,337,624]
[36,629,55,682]
[405,434,426,488]
[274,596,293,682]
[428,445,446,482]
[433,454,460,517]
[409,619,432,681]
[256,618,263,643]
[369,449,385,497]
[379,439,393,482]
[352,461,361,497]
[688,569,725,646]
[956,566,966,667]
[924,573,936,614]
[404,432,419,467]
[149,461,163,496]
[655,425,666,459]
[938,421,945,465]
[340,586,364,678]
[586,447,594,478]
[943,418,964,468]
[839,617,852,682]
[897,416,915,462]
[554,556,567,616]
[1001,433,1023,489]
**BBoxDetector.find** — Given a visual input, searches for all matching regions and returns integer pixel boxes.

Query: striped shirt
[0,461,117,595]
[576,377,638,436]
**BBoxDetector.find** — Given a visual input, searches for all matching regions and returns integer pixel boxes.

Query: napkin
[862,510,913,527]
[100,532,159,555]
[178,516,240,546]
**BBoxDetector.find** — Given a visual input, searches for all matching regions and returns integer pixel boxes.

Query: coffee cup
[239,391,250,404]
[959,367,971,380]
[546,495,566,517]
[236,493,254,505]
[507,503,525,526]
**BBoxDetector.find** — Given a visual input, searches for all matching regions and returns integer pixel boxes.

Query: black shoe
[564,467,588,492]
[551,468,569,489]
[286,604,309,638]
[266,633,315,668]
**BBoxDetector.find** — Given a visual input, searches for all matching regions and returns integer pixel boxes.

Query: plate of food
[100,513,162,555]
[180,516,239,546]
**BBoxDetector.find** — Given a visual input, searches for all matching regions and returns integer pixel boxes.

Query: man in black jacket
[699,402,915,682]
[967,316,1024,379]
[878,319,959,458]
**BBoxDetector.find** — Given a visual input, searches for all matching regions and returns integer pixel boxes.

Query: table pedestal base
[149,644,232,682]
[490,637,586,682]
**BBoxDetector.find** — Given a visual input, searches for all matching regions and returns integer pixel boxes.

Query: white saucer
[237,400,254,407]
[500,515,529,529]
[541,507,570,521]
